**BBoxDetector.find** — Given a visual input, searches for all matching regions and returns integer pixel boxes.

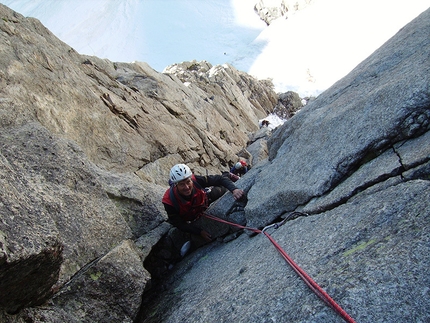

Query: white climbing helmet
[169,164,192,184]
[235,162,243,169]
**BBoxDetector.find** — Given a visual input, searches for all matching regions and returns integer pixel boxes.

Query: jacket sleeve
[163,203,202,235]
[195,174,238,192]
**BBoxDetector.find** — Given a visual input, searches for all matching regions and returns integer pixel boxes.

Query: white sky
[2,0,429,99]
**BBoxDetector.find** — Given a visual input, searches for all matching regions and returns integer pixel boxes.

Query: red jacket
[162,174,238,235]
[162,175,208,223]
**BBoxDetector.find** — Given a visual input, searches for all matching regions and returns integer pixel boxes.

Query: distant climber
[230,160,248,178]
[260,119,270,128]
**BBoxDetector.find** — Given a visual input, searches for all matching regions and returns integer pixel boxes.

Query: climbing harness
[202,212,356,323]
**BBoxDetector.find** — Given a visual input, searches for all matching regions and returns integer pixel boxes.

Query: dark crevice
[392,145,406,180]
[100,93,139,129]
[56,256,102,294]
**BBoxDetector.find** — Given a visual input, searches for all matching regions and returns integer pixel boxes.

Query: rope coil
[203,212,356,323]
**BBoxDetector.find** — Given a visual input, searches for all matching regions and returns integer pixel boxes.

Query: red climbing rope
[202,212,356,323]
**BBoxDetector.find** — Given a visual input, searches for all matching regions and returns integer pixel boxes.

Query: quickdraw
[202,212,356,323]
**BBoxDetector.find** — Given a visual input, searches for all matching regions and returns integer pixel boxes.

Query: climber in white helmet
[230,160,248,177]
[162,163,245,247]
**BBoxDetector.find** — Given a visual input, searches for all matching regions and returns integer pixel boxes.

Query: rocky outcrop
[254,0,315,25]
[273,90,304,119]
[0,4,277,181]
